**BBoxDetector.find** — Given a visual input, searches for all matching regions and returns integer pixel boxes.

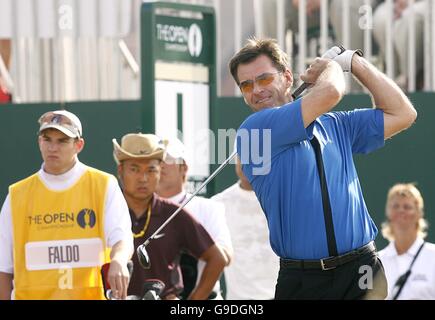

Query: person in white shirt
[378,183,435,300]
[156,137,233,299]
[0,110,133,300]
[212,157,279,300]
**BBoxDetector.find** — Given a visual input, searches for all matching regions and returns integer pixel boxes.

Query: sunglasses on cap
[238,71,282,94]
[38,111,81,138]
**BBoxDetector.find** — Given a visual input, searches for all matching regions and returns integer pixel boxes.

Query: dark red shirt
[128,194,214,298]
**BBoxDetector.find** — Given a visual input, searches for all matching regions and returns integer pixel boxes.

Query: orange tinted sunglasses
[239,71,282,94]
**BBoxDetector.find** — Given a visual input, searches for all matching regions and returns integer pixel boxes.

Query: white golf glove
[320,46,363,73]
[333,49,363,73]
[321,46,344,60]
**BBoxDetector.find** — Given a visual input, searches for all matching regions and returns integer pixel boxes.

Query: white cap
[38,110,82,138]
[162,137,186,163]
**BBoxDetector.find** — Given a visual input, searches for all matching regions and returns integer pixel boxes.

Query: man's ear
[117,163,123,179]
[284,69,293,89]
[75,138,85,154]
[181,163,189,182]
[37,135,43,150]
[117,163,125,187]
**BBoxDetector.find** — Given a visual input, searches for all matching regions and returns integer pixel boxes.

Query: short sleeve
[336,109,385,154]
[0,194,14,274]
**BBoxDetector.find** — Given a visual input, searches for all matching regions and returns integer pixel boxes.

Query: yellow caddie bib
[10,167,112,300]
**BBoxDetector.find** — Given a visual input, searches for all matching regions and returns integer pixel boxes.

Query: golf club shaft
[143,150,237,246]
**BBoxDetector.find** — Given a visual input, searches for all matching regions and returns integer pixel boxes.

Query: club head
[137,244,151,269]
[143,279,165,298]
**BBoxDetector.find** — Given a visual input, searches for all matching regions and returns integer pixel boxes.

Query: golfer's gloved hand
[321,46,343,60]
[333,49,363,73]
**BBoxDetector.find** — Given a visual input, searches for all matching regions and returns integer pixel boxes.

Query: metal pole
[385,0,395,79]
[0,54,14,94]
[342,0,350,91]
[342,0,350,49]
[408,0,416,92]
[213,0,222,96]
[432,0,435,91]
[253,0,264,37]
[234,0,242,96]
[320,0,328,55]
[363,0,373,64]
[423,0,431,91]
[298,0,307,88]
[277,0,285,48]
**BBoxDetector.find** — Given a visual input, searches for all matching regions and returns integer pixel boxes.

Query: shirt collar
[167,190,188,204]
[406,237,425,256]
[39,160,85,184]
[382,242,396,257]
[235,182,257,199]
[384,237,425,257]
[129,193,158,222]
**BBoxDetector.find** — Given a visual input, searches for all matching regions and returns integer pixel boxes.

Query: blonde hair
[381,183,428,241]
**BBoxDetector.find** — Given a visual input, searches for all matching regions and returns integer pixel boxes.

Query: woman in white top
[378,183,435,300]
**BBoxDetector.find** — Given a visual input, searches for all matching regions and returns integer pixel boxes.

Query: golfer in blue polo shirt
[230,38,417,299]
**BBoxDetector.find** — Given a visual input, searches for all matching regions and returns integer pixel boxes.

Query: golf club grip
[291,82,310,100]
[291,45,347,100]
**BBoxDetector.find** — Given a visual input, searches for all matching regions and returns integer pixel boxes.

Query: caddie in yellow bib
[0,110,133,300]
[11,168,111,299]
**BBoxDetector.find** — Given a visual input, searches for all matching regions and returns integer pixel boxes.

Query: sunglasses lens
[239,72,280,94]
[39,112,72,126]
[257,74,275,86]
[239,81,254,94]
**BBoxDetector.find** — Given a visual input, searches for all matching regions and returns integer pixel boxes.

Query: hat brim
[39,124,79,138]
[112,139,166,164]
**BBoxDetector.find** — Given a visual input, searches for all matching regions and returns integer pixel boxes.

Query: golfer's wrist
[334,49,363,73]
[350,53,368,78]
[351,54,365,75]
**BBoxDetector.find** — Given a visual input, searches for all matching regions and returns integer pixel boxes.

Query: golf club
[137,45,349,269]
[137,151,236,268]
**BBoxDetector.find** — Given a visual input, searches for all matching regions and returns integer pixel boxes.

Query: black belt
[280,241,376,271]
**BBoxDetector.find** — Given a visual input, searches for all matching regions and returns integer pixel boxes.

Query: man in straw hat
[0,110,133,300]
[113,133,226,300]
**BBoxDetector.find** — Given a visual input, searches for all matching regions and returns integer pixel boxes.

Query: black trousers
[275,250,388,300]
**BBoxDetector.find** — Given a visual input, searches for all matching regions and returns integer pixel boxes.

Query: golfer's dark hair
[229,37,290,85]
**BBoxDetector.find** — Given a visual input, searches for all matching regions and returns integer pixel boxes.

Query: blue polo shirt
[236,98,384,260]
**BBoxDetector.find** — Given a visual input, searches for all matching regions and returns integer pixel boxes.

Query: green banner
[154,12,213,64]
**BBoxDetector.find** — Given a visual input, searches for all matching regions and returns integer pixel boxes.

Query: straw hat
[112,133,166,164]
